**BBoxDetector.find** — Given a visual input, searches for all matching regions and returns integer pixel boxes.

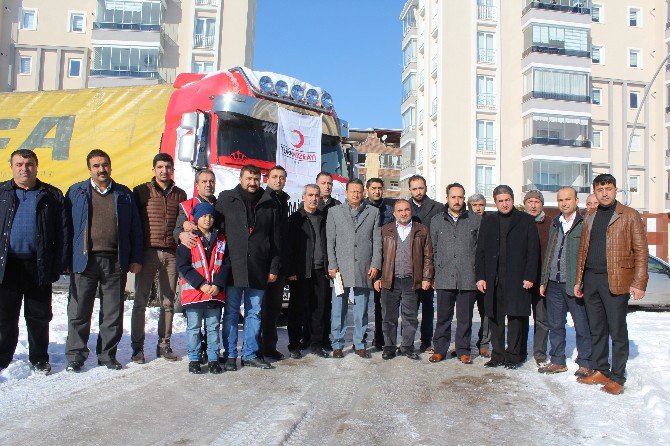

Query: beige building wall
[401,0,670,213]
[0,0,256,92]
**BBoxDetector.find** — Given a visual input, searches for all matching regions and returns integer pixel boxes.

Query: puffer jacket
[575,202,648,294]
[379,221,434,290]
[134,179,186,250]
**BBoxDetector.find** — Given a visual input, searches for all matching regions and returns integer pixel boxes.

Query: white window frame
[591,45,603,64]
[68,58,82,78]
[592,3,603,23]
[68,11,87,33]
[592,87,602,106]
[630,91,640,109]
[20,8,38,31]
[18,56,32,75]
[628,7,642,28]
[629,175,640,194]
[592,130,602,149]
[629,130,641,152]
[628,48,642,69]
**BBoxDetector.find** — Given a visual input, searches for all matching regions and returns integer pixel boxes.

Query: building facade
[400,0,670,215]
[345,129,402,198]
[0,0,256,91]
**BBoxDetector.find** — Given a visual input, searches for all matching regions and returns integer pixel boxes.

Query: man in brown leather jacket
[374,199,434,360]
[574,174,648,395]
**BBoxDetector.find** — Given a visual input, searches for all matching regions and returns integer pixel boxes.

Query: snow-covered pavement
[0,293,668,445]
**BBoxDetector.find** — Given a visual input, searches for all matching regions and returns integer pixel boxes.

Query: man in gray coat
[429,183,482,364]
[327,179,382,359]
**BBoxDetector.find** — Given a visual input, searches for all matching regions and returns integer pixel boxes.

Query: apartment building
[0,0,256,91]
[345,129,402,198]
[400,0,670,215]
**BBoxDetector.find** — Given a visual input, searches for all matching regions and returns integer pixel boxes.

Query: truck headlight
[259,76,275,95]
[276,80,289,98]
[291,84,305,101]
[321,92,333,110]
[305,88,319,105]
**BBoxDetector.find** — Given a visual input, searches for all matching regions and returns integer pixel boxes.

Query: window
[192,61,214,73]
[630,175,642,195]
[69,12,86,33]
[523,160,591,193]
[357,153,366,165]
[477,32,495,64]
[629,131,641,152]
[592,130,602,149]
[194,18,216,48]
[389,180,400,190]
[523,114,591,147]
[476,165,495,198]
[523,68,589,102]
[629,8,640,27]
[477,120,495,154]
[68,59,82,77]
[402,107,416,132]
[98,0,161,26]
[592,4,602,22]
[402,73,416,101]
[402,7,416,35]
[380,154,400,169]
[592,45,602,64]
[403,39,417,68]
[523,24,589,57]
[18,56,32,75]
[629,49,640,68]
[20,8,37,30]
[477,75,495,108]
[630,91,639,109]
[592,88,601,105]
[92,46,160,77]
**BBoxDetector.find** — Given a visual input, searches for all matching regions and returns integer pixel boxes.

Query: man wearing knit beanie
[522,190,550,366]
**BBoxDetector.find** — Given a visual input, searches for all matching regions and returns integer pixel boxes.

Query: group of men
[0,147,648,395]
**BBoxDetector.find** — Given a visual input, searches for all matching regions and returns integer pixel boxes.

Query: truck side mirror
[177,112,198,162]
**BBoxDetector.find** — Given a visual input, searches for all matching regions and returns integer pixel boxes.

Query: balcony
[431,15,439,37]
[476,183,495,199]
[431,57,438,77]
[523,91,590,103]
[522,46,590,59]
[431,141,438,161]
[90,69,160,79]
[195,0,220,6]
[93,22,161,32]
[522,1,591,15]
[431,98,438,119]
[193,34,215,49]
[418,110,424,128]
[400,160,417,179]
[477,49,496,64]
[476,93,496,110]
[522,137,591,148]
[522,183,590,193]
[477,138,496,155]
[402,89,417,105]
[477,5,497,21]
[403,56,417,72]
[418,72,424,90]
[419,33,424,53]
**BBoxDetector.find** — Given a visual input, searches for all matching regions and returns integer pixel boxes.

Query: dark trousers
[381,277,419,352]
[288,269,328,350]
[433,289,477,356]
[373,289,385,348]
[546,281,592,368]
[261,275,286,353]
[417,288,434,346]
[475,291,491,349]
[489,284,524,364]
[0,258,52,367]
[66,254,123,363]
[583,270,629,385]
[520,292,549,361]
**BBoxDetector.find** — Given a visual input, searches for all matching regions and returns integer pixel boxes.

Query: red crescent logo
[291,130,305,149]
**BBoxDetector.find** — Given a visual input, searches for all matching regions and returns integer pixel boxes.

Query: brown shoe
[355,349,371,359]
[428,353,444,363]
[538,363,568,374]
[332,349,344,359]
[479,347,491,358]
[601,381,624,395]
[577,370,612,385]
[459,355,473,364]
[574,367,594,378]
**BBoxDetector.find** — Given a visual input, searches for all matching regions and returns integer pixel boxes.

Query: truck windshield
[217,112,346,177]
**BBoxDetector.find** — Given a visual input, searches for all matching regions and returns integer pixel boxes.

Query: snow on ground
[0,293,668,445]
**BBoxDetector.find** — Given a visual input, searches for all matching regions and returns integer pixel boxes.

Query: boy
[176,203,230,374]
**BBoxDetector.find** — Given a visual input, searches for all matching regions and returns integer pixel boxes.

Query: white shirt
[396,221,413,242]
[559,212,576,234]
[91,179,113,195]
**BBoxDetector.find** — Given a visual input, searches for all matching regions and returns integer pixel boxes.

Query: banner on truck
[276,107,322,182]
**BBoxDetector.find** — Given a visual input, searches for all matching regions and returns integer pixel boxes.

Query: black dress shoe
[208,361,223,374]
[264,349,285,360]
[66,361,83,372]
[98,358,123,370]
[131,349,145,364]
[188,361,202,374]
[399,351,421,360]
[32,361,52,374]
[223,358,237,371]
[504,361,519,370]
[289,350,302,359]
[382,350,396,360]
[157,345,179,361]
[311,348,330,358]
[242,357,274,369]
[322,342,333,352]
[484,360,504,368]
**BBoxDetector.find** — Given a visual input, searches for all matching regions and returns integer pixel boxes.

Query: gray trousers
[66,254,123,363]
[381,277,419,352]
[131,248,178,349]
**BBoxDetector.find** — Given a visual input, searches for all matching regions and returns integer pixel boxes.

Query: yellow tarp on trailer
[0,84,173,192]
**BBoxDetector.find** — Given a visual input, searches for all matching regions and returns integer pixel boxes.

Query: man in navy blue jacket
[64,149,143,372]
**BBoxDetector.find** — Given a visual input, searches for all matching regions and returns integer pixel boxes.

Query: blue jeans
[185,306,222,362]
[331,287,370,350]
[546,281,593,368]
[222,287,264,361]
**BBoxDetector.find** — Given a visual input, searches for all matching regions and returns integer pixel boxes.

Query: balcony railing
[431,15,439,36]
[195,0,220,6]
[477,138,496,155]
[418,110,424,124]
[522,1,591,15]
[523,183,590,193]
[522,137,591,148]
[93,22,160,32]
[419,33,425,53]
[402,125,416,134]
[431,98,438,116]
[90,69,159,79]
[193,34,215,49]
[431,57,438,76]
[523,91,590,103]
[476,183,495,198]
[417,149,424,165]
[431,141,438,159]
[418,72,424,89]
[478,5,497,21]
[403,56,417,70]
[478,49,496,64]
[476,93,496,109]
[522,46,590,58]
[402,89,416,103]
